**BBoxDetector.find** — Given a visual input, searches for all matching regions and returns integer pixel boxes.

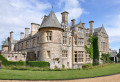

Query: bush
[28,61,49,68]
[0,54,25,66]
[101,53,111,63]
[82,63,92,69]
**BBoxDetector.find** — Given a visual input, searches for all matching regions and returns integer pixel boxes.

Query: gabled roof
[94,27,102,33]
[3,38,9,46]
[40,10,62,29]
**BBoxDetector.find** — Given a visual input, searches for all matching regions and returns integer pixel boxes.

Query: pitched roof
[3,39,9,46]
[94,27,102,33]
[40,10,62,29]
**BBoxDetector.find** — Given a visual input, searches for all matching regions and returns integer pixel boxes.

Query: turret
[61,11,69,25]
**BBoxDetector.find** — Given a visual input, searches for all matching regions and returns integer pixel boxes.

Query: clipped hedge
[0,54,25,66]
[28,61,50,68]
[0,54,49,68]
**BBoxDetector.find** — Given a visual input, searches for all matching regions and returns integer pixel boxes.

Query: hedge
[28,61,50,68]
[0,54,25,66]
[0,54,50,68]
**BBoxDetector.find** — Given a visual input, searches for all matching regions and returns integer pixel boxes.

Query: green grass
[0,63,120,80]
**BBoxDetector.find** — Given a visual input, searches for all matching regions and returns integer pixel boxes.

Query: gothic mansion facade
[2,10,109,69]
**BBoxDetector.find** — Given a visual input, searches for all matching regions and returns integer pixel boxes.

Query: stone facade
[1,9,110,69]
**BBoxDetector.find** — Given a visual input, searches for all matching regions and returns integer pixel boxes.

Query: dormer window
[78,27,82,32]
[46,31,52,41]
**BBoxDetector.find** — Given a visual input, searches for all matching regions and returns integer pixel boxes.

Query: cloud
[56,0,83,23]
[106,14,120,43]
[0,0,51,49]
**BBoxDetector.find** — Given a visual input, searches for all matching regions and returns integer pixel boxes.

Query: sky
[0,0,120,52]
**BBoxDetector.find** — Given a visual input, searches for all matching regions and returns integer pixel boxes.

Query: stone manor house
[1,9,115,69]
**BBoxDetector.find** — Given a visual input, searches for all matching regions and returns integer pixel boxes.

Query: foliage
[28,61,50,68]
[0,54,49,68]
[62,64,65,69]
[82,63,92,69]
[85,35,100,63]
[85,35,94,59]
[101,53,111,63]
[93,36,99,65]
[0,54,25,66]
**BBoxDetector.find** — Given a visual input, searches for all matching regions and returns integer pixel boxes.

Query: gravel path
[0,74,120,82]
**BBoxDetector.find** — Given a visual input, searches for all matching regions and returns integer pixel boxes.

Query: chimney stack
[25,28,30,38]
[61,11,69,25]
[82,23,85,28]
[31,23,40,36]
[10,31,13,43]
[89,21,94,35]
[71,19,75,26]
[20,32,24,39]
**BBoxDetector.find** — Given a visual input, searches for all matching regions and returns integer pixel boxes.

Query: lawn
[0,63,120,80]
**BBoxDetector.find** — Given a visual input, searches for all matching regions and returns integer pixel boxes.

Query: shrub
[82,63,92,69]
[62,64,65,69]
[28,61,49,68]
[0,54,25,66]
[101,53,111,63]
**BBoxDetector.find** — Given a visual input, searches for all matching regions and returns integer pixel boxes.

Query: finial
[51,4,53,10]
[102,24,104,27]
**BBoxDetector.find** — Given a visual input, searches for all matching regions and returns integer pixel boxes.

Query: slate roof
[94,27,102,33]
[3,39,9,45]
[40,10,62,29]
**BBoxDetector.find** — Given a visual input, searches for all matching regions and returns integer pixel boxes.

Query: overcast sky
[0,0,120,52]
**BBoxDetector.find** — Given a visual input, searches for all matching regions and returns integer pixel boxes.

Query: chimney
[44,15,48,20]
[31,23,40,36]
[10,31,13,43]
[89,21,94,35]
[71,19,75,26]
[20,32,24,39]
[61,11,69,25]
[25,28,30,38]
[82,23,85,28]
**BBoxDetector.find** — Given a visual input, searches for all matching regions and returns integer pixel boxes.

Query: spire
[40,10,62,29]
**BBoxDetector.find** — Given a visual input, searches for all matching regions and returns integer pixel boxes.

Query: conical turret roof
[40,10,63,29]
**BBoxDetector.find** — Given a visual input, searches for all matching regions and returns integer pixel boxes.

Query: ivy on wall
[85,35,94,59]
[85,35,100,65]
[93,36,99,65]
